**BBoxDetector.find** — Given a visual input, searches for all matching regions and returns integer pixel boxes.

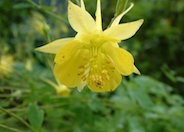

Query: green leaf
[27,103,44,131]
[127,82,153,109]
[13,3,31,9]
[176,77,184,83]
[128,116,145,132]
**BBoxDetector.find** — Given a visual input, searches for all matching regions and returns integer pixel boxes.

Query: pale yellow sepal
[111,3,134,27]
[68,1,96,33]
[96,0,102,31]
[104,19,144,41]
[36,38,74,54]
[80,0,85,10]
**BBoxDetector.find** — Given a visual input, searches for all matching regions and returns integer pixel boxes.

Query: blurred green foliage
[0,0,184,132]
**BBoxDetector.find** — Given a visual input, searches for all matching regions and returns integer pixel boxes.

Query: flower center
[76,34,117,89]
[87,47,115,89]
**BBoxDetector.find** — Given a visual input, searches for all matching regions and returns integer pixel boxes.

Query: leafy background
[0,0,184,132]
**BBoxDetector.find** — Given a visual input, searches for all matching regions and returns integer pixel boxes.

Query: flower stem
[0,124,23,132]
[75,0,80,6]
[26,0,67,23]
[115,0,129,17]
[109,0,129,27]
[0,107,36,132]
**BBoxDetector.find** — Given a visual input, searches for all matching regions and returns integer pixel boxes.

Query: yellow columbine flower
[0,55,14,77]
[36,0,143,92]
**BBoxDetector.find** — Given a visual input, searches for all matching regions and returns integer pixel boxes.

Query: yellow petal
[36,38,74,54]
[133,65,141,75]
[54,44,89,87]
[80,0,85,10]
[54,40,81,65]
[87,52,122,92]
[102,44,134,76]
[68,1,96,33]
[96,0,102,31]
[104,19,144,41]
[111,3,134,27]
[88,70,122,92]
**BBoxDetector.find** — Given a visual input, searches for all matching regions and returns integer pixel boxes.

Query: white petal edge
[68,1,96,33]
[104,19,144,41]
[36,38,74,54]
[111,3,134,27]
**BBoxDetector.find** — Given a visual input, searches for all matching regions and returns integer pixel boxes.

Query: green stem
[45,32,51,42]
[0,107,36,132]
[39,0,43,5]
[115,0,129,17]
[109,0,129,27]
[75,0,80,6]
[4,103,69,112]
[0,124,23,132]
[27,0,40,8]
[26,0,67,23]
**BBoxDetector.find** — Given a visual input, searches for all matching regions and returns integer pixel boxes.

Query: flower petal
[88,70,122,92]
[104,19,143,41]
[54,40,81,65]
[96,0,102,31]
[36,38,74,54]
[111,3,134,27]
[102,44,135,76]
[54,48,89,87]
[54,49,88,87]
[68,1,96,33]
[87,52,122,92]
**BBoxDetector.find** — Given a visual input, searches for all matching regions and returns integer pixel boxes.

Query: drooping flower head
[36,0,143,92]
